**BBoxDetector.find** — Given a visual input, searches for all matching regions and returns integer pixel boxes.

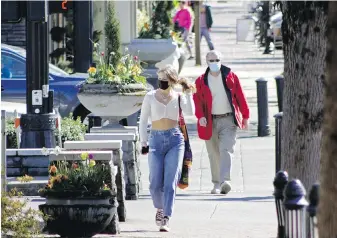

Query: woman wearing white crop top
[139,65,195,232]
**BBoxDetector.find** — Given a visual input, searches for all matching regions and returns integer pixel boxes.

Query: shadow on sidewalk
[137,194,274,202]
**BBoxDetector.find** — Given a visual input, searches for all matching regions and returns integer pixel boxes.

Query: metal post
[194,1,201,66]
[273,171,288,238]
[20,1,57,148]
[73,0,93,73]
[256,78,270,136]
[275,75,284,112]
[307,183,319,238]
[274,112,283,173]
[1,110,7,193]
[283,179,309,238]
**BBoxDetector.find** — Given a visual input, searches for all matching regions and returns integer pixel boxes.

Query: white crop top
[139,90,195,143]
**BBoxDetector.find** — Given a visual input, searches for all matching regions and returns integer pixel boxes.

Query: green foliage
[1,189,43,237]
[55,114,87,143]
[5,114,87,148]
[138,1,175,39]
[5,117,17,148]
[16,175,34,183]
[105,2,121,68]
[39,152,112,198]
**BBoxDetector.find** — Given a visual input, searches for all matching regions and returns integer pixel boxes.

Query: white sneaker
[160,217,170,232]
[155,209,163,226]
[211,184,220,194]
[220,181,232,194]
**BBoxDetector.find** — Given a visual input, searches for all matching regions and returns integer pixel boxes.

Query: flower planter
[77,83,148,128]
[128,38,178,65]
[39,197,116,237]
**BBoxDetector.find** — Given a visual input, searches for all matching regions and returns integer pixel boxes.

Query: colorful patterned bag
[178,95,193,189]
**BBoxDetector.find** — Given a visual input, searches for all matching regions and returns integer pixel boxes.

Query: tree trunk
[318,2,337,237]
[280,2,328,190]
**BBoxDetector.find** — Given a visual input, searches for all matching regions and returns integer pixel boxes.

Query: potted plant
[129,1,178,66]
[77,43,149,128]
[39,152,116,237]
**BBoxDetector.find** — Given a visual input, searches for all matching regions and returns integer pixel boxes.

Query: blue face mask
[209,62,221,72]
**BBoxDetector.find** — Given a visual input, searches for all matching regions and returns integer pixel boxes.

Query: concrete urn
[128,38,178,65]
[39,197,116,237]
[77,83,148,128]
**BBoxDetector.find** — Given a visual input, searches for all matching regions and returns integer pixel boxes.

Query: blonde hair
[157,65,195,91]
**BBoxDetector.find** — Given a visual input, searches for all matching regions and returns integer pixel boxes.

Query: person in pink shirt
[173,1,194,59]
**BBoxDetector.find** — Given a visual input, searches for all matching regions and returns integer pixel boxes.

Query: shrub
[55,114,87,144]
[1,189,43,237]
[105,2,121,68]
[5,117,17,148]
[5,114,87,148]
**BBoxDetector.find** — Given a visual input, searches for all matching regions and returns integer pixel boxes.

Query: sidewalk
[116,1,283,237]
[26,1,283,237]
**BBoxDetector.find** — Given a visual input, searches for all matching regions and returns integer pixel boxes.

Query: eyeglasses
[208,59,220,63]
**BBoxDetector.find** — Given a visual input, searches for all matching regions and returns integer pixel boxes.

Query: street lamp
[20,0,57,148]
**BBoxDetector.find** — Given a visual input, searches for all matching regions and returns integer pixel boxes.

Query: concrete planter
[128,38,178,64]
[39,197,116,237]
[77,83,147,128]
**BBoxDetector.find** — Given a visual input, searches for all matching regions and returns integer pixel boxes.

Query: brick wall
[1,19,27,48]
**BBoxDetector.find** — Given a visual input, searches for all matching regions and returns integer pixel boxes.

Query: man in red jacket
[193,50,250,194]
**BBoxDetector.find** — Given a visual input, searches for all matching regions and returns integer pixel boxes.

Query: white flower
[124,47,129,52]
[53,146,62,156]
[41,147,49,156]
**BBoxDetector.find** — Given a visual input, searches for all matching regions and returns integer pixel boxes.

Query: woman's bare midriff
[151,118,178,131]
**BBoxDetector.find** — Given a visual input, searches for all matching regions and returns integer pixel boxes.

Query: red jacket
[193,65,250,140]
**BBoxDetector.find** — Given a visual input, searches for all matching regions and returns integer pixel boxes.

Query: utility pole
[194,1,201,66]
[73,1,93,72]
[20,0,56,148]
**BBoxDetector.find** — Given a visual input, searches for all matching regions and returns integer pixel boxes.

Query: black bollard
[256,78,270,136]
[283,179,309,238]
[307,183,319,238]
[274,112,283,173]
[275,75,284,112]
[273,171,289,238]
[88,114,102,133]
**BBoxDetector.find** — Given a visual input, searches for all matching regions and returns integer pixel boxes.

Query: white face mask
[208,62,221,72]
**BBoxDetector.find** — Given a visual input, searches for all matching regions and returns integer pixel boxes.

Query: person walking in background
[200,3,215,50]
[139,65,195,232]
[173,1,194,60]
[193,50,250,195]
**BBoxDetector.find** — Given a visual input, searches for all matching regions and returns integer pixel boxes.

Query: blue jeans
[148,127,185,217]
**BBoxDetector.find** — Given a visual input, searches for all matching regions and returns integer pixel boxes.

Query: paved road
[26,1,284,237]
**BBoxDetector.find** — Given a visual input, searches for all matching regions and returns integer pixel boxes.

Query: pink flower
[101,52,105,56]
[88,154,93,159]
[134,56,138,61]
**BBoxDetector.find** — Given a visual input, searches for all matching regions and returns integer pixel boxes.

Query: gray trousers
[182,28,192,55]
[201,27,214,50]
[205,116,237,186]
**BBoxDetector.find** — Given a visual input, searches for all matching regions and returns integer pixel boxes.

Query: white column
[114,0,137,49]
[93,0,106,52]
